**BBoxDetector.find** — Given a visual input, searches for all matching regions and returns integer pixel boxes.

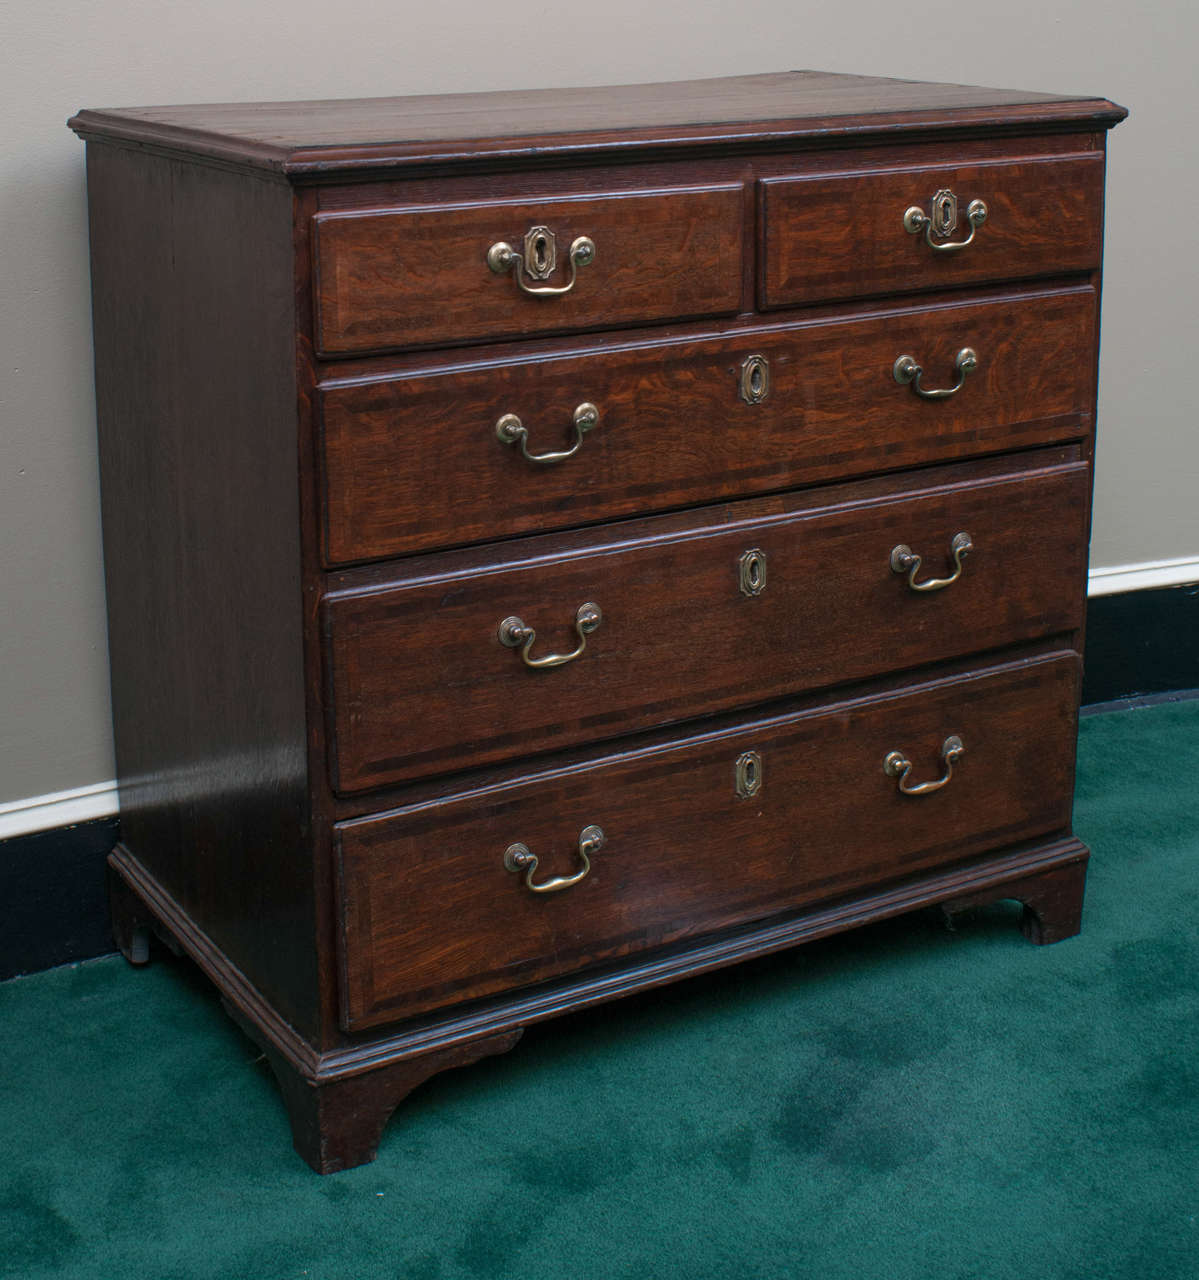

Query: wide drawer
[312,185,744,356]
[759,152,1105,309]
[323,454,1088,793]
[334,650,1080,1029]
[320,286,1096,565]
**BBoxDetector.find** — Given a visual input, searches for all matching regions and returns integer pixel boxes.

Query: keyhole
[735,750,762,798]
[739,547,767,596]
[532,234,549,273]
[740,354,769,405]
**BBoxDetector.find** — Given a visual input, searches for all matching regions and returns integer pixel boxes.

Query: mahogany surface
[336,651,1080,1029]
[71,71,1124,1173]
[84,143,317,1035]
[67,70,1124,174]
[760,152,1105,307]
[320,284,1096,564]
[324,456,1089,791]
[313,186,744,354]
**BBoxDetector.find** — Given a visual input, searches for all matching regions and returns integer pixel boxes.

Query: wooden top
[68,70,1126,178]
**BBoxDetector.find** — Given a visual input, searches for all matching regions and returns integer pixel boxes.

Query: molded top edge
[68,70,1128,177]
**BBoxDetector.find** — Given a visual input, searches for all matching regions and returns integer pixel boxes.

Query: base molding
[110,833,1088,1171]
[1081,583,1199,705]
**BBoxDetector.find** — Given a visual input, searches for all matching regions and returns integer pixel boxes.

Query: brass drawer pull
[893,347,978,399]
[496,402,599,464]
[903,188,988,252]
[890,531,973,592]
[504,824,605,894]
[487,224,596,297]
[499,601,602,669]
[884,735,964,796]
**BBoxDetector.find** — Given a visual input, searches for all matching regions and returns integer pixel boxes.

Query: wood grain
[760,152,1105,307]
[312,186,743,355]
[335,650,1080,1029]
[85,144,318,1035]
[320,285,1096,564]
[109,823,1092,1175]
[323,455,1089,793]
[67,71,1125,176]
[262,1030,523,1173]
[74,73,1122,1171]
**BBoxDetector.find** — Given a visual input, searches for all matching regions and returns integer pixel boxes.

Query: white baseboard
[0,558,1193,843]
[1088,555,1199,597]
[0,781,119,842]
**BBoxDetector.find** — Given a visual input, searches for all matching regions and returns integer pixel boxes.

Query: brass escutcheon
[931,188,958,237]
[734,751,763,799]
[739,548,767,597]
[739,354,770,405]
[523,225,556,280]
[488,227,596,296]
[903,191,988,252]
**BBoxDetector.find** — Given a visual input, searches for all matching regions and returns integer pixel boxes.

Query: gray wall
[2,0,1195,816]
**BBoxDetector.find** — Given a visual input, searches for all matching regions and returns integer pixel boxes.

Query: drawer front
[313,186,744,356]
[335,651,1080,1029]
[324,458,1088,793]
[760,153,1104,309]
[321,287,1095,565]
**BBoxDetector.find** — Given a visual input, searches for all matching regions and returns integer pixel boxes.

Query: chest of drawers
[70,72,1126,1172]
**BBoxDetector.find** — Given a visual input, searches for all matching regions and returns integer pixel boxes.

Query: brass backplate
[735,751,763,799]
[931,189,958,237]
[523,225,556,280]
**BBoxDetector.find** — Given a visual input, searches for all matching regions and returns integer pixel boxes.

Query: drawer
[324,455,1088,793]
[320,286,1096,564]
[334,650,1080,1029]
[760,152,1105,309]
[313,185,744,356]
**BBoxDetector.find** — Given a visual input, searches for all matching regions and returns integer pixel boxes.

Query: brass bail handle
[890,531,973,592]
[487,224,596,297]
[499,601,602,669]
[504,824,605,893]
[884,735,965,796]
[903,190,988,252]
[496,402,599,464]
[893,347,978,400]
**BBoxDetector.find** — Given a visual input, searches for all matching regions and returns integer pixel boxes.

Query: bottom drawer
[335,651,1080,1031]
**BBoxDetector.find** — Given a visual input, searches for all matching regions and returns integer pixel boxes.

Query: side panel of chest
[84,143,318,1034]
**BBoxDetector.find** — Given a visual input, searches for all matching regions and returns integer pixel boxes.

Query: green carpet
[3,700,1197,1279]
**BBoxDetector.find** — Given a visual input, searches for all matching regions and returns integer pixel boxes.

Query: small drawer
[312,185,744,356]
[334,650,1080,1029]
[759,152,1105,309]
[320,286,1096,564]
[323,455,1088,793]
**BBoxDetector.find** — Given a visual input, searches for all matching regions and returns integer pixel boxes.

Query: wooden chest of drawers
[70,72,1126,1172]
